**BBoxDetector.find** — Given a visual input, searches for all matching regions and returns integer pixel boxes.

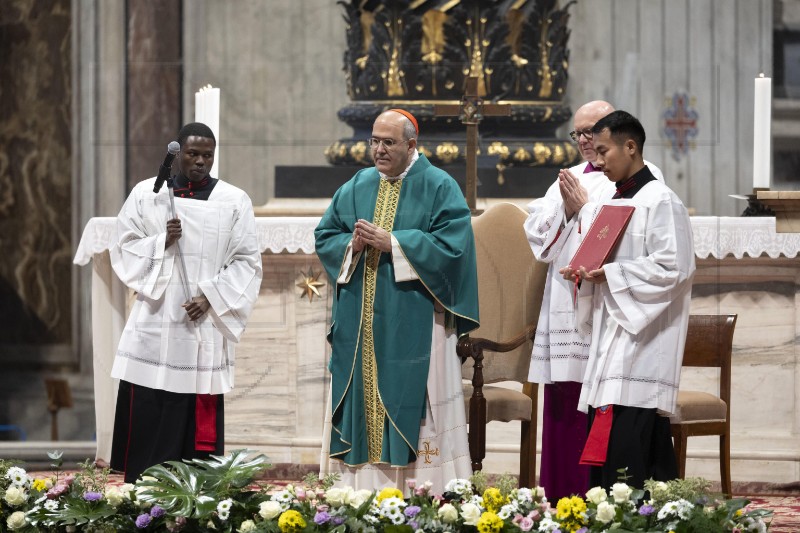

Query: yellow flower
[482,487,506,513]
[376,487,403,503]
[277,510,306,533]
[569,495,587,516]
[31,479,48,492]
[476,511,504,533]
[735,509,743,517]
[556,497,573,519]
[556,496,587,531]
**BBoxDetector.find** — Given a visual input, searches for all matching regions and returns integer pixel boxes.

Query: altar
[74,215,800,483]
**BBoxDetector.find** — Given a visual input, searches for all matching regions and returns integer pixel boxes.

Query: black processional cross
[434,76,512,213]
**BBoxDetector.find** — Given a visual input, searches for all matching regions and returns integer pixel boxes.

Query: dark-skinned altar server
[109,122,262,483]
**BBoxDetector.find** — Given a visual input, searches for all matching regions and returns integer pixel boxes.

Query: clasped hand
[559,265,607,284]
[559,168,588,220]
[353,219,392,252]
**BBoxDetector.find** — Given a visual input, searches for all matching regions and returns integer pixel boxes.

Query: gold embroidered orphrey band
[362,178,403,462]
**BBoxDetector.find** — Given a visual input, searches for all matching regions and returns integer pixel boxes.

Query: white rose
[349,489,373,508]
[535,486,546,499]
[104,487,125,507]
[259,500,282,519]
[460,502,482,526]
[119,483,136,499]
[6,512,26,531]
[3,486,27,506]
[611,483,632,503]
[325,487,348,507]
[438,503,459,523]
[596,501,617,523]
[585,486,608,505]
[238,519,257,533]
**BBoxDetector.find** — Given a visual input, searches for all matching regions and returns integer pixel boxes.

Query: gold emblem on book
[597,225,610,240]
[418,441,440,464]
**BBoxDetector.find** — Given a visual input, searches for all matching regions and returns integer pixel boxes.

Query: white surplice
[524,161,664,384]
[110,177,262,395]
[574,179,695,415]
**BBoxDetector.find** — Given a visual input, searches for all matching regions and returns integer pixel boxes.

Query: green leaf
[135,449,269,520]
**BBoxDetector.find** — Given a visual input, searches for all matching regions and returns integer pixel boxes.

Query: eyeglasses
[569,129,593,142]
[368,137,408,149]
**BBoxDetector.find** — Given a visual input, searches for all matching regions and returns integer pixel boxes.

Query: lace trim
[362,178,402,462]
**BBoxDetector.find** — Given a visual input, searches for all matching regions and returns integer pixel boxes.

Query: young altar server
[560,110,695,490]
[523,100,664,500]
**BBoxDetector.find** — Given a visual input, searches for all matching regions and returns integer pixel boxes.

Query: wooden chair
[669,313,737,497]
[457,202,549,488]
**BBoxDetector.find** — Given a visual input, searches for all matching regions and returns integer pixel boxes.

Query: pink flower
[296,488,306,501]
[316,504,330,513]
[527,510,541,521]
[512,513,524,525]
[46,483,70,499]
[519,516,535,531]
[406,479,417,490]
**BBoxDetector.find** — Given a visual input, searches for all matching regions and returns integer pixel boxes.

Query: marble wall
[566,0,773,216]
[182,0,351,206]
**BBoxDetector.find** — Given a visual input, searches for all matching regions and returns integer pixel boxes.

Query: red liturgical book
[569,205,635,271]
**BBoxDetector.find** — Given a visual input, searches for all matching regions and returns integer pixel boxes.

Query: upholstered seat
[670,391,727,423]
[457,202,548,489]
[669,314,737,497]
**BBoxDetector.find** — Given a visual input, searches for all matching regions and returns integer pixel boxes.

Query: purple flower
[83,491,102,502]
[576,529,589,533]
[404,505,421,518]
[331,516,345,526]
[150,505,166,518]
[638,504,655,516]
[136,513,153,528]
[314,511,331,525]
[409,521,419,529]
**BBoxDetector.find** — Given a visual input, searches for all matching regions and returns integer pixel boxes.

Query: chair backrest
[463,203,549,384]
[682,314,737,368]
[682,314,737,410]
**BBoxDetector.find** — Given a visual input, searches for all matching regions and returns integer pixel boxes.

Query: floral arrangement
[0,450,771,532]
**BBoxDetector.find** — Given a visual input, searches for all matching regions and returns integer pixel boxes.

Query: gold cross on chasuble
[434,76,512,213]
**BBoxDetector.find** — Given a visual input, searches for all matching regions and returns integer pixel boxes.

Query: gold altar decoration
[328,0,579,171]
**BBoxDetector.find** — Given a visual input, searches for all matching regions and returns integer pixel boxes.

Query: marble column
[126,0,182,191]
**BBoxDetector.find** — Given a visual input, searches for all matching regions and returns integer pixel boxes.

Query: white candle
[195,85,221,179]
[752,74,771,190]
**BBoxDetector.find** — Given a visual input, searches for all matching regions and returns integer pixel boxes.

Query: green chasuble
[315,154,480,467]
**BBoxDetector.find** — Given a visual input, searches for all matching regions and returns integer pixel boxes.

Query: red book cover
[569,205,635,271]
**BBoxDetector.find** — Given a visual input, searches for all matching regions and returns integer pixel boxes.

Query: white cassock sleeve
[337,235,418,283]
[600,196,695,336]
[523,180,579,263]
[197,195,262,342]
[110,187,176,301]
